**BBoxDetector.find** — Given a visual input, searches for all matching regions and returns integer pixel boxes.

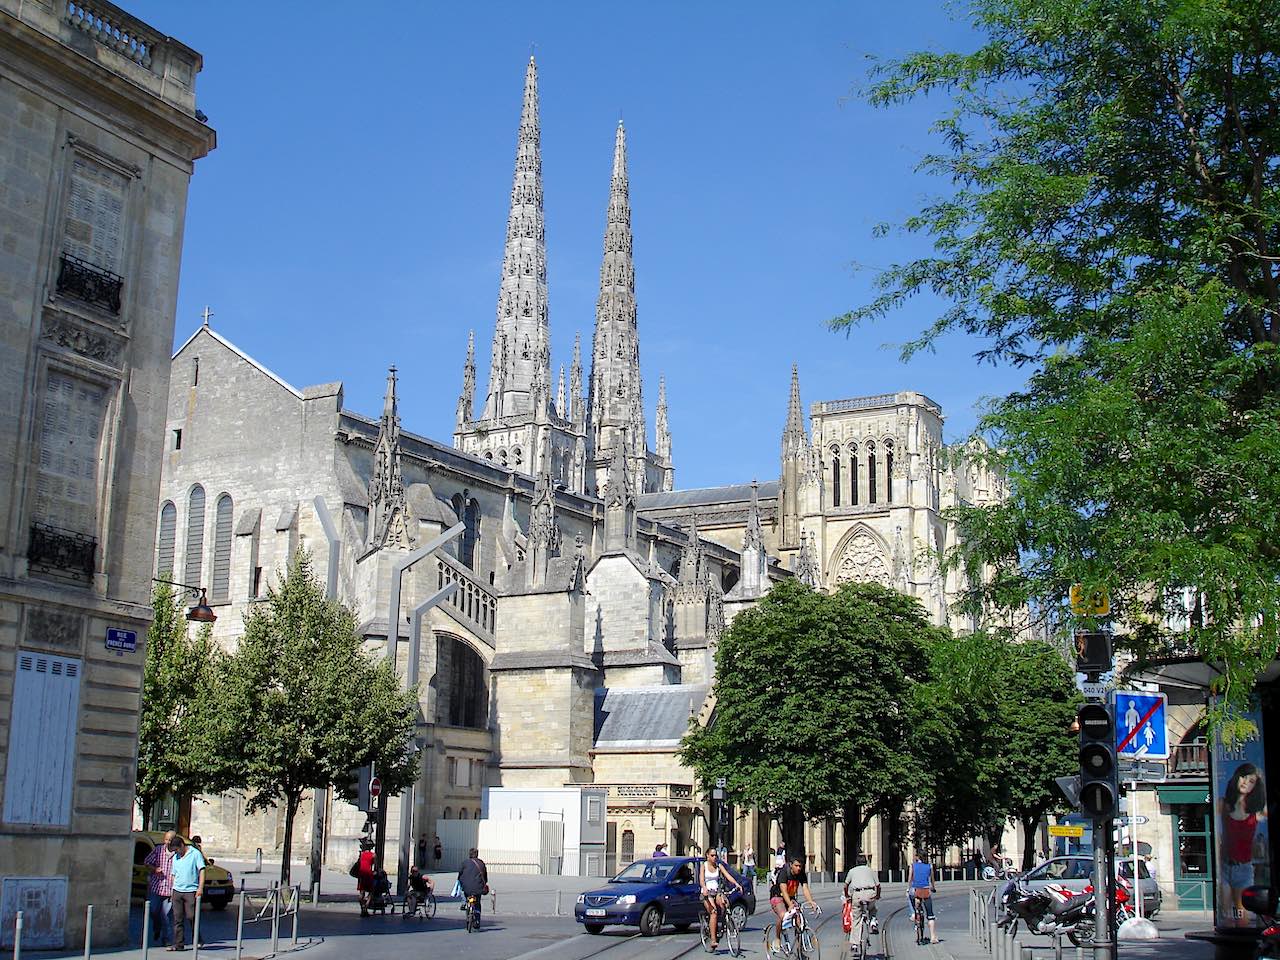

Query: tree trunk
[780,803,807,871]
[1020,814,1041,871]
[842,801,863,874]
[884,799,906,874]
[280,792,300,885]
[139,793,154,831]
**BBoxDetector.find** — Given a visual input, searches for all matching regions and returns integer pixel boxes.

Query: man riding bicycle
[770,856,819,941]
[843,854,881,934]
[457,847,488,923]
[701,848,743,950]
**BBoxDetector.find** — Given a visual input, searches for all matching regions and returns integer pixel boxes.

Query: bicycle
[842,898,875,960]
[764,902,821,960]
[403,888,437,920]
[463,894,480,932]
[913,895,927,946]
[699,896,743,956]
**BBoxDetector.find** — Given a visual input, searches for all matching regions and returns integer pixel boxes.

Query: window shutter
[3,652,81,825]
[34,371,106,535]
[185,485,205,586]
[64,156,126,273]
[157,501,176,577]
[211,494,233,601]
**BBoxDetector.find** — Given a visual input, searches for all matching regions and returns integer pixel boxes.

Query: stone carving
[833,530,891,587]
[41,315,123,365]
[25,606,84,651]
[793,530,821,588]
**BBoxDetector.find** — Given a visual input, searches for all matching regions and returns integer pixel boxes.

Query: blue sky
[130,0,1024,490]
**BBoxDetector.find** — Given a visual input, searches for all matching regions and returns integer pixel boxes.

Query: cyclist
[770,855,820,941]
[457,847,489,925]
[843,853,881,934]
[701,848,744,950]
[908,851,939,944]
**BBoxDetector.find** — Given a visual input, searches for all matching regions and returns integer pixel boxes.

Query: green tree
[681,579,940,868]
[216,551,419,883]
[136,584,225,829]
[987,641,1080,869]
[840,0,1280,717]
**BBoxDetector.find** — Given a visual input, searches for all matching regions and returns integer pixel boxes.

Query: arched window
[498,448,508,467]
[512,447,522,468]
[829,446,841,508]
[867,441,878,504]
[474,809,482,820]
[463,498,480,569]
[437,634,488,729]
[443,807,452,820]
[848,443,859,506]
[156,501,176,578]
[621,829,635,866]
[884,439,895,503]
[211,493,233,602]
[458,807,468,820]
[184,485,205,586]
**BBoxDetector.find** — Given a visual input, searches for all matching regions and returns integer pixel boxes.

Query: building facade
[0,0,213,947]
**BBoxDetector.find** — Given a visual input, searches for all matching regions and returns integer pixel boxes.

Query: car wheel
[584,924,605,935]
[639,904,663,937]
[730,903,748,929]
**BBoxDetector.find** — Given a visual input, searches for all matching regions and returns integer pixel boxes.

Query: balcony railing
[1168,741,1210,780]
[57,253,123,314]
[66,0,159,70]
[28,521,96,581]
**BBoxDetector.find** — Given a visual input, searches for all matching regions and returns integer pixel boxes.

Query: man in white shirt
[843,854,881,933]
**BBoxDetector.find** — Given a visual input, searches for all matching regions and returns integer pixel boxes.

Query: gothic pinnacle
[457,331,475,426]
[556,365,566,419]
[783,362,807,455]
[656,376,671,460]
[570,332,584,423]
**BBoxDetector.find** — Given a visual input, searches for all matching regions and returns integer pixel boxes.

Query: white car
[1018,855,1161,916]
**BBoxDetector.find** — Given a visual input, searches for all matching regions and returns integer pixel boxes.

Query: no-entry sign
[369,776,382,799]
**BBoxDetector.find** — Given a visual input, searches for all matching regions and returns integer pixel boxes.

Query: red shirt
[1224,812,1257,863]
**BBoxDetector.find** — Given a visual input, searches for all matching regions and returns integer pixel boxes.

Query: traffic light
[1077,702,1117,819]
[336,764,375,813]
[1074,631,1112,675]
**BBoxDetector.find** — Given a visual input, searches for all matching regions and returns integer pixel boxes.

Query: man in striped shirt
[144,831,176,944]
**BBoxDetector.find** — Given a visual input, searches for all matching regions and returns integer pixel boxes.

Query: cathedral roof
[406,481,459,527]
[594,684,709,748]
[637,480,779,511]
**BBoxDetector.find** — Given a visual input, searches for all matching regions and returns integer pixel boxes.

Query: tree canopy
[214,551,419,883]
[840,0,1280,715]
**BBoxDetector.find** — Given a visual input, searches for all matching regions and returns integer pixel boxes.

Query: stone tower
[454,58,587,491]
[586,121,671,496]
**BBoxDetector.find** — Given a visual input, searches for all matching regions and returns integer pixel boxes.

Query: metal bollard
[270,882,280,957]
[234,886,246,960]
[192,893,202,960]
[1075,946,1084,960]
[255,848,263,873]
[292,884,300,947]
[13,910,22,960]
[142,898,151,960]
[83,904,93,960]
[554,889,562,917]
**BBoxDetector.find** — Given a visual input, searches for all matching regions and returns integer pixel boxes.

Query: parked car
[1018,855,1161,916]
[131,831,235,910]
[574,856,757,936]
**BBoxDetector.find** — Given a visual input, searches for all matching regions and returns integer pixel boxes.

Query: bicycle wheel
[727,909,742,957]
[699,910,713,952]
[425,893,437,919]
[799,925,821,960]
[860,917,872,960]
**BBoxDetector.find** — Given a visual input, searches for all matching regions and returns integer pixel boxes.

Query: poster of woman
[1214,704,1271,928]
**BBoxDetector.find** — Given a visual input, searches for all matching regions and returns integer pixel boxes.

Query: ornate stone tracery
[831,528,891,587]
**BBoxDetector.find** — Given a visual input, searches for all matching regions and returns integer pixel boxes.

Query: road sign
[715,777,727,789]
[1079,680,1108,700]
[369,776,382,799]
[1119,758,1167,781]
[1049,824,1085,838]
[1055,775,1082,809]
[1115,690,1169,760]
[106,628,137,653]
[1070,585,1110,616]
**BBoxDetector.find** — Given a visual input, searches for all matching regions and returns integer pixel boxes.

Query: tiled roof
[594,684,709,746]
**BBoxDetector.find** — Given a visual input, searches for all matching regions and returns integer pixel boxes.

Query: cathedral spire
[779,363,809,549]
[457,330,475,428]
[483,56,550,420]
[369,366,412,550]
[677,511,705,590]
[569,332,584,424]
[588,121,647,484]
[655,376,674,492]
[783,362,807,456]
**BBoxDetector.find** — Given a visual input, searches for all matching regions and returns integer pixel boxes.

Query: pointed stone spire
[588,121,649,486]
[779,363,809,549]
[555,365,566,419]
[569,333,584,424]
[744,480,766,553]
[457,330,476,428]
[527,465,561,587]
[735,480,770,599]
[782,363,806,456]
[793,530,821,589]
[603,441,634,551]
[484,56,550,420]
[655,377,674,493]
[677,512,705,591]
[369,366,412,549]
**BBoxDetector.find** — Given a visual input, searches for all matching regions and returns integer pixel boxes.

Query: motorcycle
[1242,887,1280,960]
[998,881,1097,946]
[1084,879,1134,924]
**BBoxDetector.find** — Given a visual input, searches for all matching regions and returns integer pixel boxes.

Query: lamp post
[152,579,217,623]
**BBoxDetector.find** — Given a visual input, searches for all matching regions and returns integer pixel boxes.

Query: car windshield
[612,861,675,884]
[1119,861,1150,880]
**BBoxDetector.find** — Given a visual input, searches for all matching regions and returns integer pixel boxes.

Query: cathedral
[154,57,1000,877]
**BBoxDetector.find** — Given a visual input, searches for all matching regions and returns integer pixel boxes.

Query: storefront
[1157,784,1214,910]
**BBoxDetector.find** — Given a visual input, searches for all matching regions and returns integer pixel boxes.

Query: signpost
[369,776,382,801]
[1114,691,1169,759]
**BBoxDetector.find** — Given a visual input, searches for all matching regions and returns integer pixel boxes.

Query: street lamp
[153,579,218,623]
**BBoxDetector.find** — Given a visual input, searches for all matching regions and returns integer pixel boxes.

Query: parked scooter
[1242,887,1280,960]
[998,881,1097,946]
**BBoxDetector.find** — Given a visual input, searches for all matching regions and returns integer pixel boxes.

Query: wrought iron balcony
[56,252,123,314]
[28,522,96,581]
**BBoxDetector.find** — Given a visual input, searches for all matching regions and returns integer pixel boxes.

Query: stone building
[156,55,998,880]
[0,0,213,947]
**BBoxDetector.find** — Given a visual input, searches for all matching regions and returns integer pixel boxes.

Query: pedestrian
[433,834,443,865]
[167,835,206,951]
[774,846,786,871]
[744,844,756,885]
[143,830,176,945]
[652,842,667,858]
[356,838,376,916]
[457,847,489,924]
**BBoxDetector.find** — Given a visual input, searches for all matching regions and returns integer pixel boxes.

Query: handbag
[348,860,360,879]
[841,897,853,934]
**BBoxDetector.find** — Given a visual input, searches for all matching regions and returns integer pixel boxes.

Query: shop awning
[1156,785,1212,805]
[1125,655,1280,691]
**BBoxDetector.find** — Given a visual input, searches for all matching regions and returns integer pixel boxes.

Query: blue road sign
[1114,690,1168,760]
[106,628,137,653]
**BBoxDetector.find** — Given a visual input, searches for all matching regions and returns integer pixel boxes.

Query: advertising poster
[1213,701,1271,929]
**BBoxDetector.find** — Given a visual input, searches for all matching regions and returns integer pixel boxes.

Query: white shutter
[3,652,81,826]
[211,495,233,601]
[64,156,126,274]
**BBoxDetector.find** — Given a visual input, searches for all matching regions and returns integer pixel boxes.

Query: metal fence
[7,884,303,960]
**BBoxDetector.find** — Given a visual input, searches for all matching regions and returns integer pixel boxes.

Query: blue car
[575,856,757,936]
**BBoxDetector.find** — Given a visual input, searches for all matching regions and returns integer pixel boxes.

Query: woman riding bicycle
[908,852,939,944]
[701,848,743,950]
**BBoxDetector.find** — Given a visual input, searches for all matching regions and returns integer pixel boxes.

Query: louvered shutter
[185,485,205,586]
[64,156,126,273]
[157,501,176,577]
[3,652,81,825]
[211,494,233,601]
[33,370,106,535]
